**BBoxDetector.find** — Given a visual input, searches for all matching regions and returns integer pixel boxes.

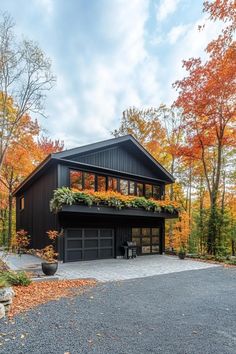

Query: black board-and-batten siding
[14,135,176,262]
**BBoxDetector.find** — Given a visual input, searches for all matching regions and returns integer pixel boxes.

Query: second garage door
[65,228,114,262]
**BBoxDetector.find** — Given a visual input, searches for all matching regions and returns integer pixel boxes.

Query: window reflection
[152,228,160,236]
[145,184,152,198]
[84,172,95,190]
[129,181,135,195]
[70,170,83,190]
[153,185,161,200]
[142,228,151,236]
[120,179,128,195]
[69,170,162,199]
[136,183,144,197]
[108,177,118,192]
[97,176,106,191]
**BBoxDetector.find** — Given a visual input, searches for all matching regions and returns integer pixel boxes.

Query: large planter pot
[178,252,186,260]
[42,262,58,276]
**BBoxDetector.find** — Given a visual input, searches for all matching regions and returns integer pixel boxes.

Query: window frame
[68,168,163,199]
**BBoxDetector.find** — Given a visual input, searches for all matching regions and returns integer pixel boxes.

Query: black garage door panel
[65,228,114,262]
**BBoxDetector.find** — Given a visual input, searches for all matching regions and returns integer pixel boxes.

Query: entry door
[65,228,114,262]
[132,228,160,255]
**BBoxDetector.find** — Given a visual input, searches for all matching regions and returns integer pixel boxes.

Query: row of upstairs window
[70,170,164,200]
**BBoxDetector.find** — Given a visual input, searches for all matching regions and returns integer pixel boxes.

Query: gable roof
[52,134,175,182]
[13,134,175,196]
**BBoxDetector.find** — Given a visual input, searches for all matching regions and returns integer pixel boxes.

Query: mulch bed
[8,279,96,318]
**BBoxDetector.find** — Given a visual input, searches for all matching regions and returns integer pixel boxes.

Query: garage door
[65,228,114,262]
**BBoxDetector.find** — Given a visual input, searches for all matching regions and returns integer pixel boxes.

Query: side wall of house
[16,165,59,250]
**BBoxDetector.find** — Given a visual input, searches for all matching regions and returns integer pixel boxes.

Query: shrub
[40,245,58,263]
[0,277,9,288]
[15,230,30,253]
[225,259,236,266]
[1,271,32,286]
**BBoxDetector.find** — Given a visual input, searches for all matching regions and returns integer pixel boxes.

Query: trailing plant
[50,188,180,214]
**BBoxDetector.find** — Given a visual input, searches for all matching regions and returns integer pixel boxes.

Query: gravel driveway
[0,267,235,354]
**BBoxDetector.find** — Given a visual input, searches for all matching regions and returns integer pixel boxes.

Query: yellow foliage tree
[172,211,190,251]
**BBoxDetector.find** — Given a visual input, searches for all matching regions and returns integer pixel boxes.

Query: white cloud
[161,15,224,104]
[44,0,164,147]
[156,0,181,22]
[167,24,190,44]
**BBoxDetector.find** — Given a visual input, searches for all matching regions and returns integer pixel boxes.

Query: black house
[14,135,177,262]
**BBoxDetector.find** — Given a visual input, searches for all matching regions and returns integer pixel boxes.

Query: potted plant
[178,245,186,260]
[41,230,61,276]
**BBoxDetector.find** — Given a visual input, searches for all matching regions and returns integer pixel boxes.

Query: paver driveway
[57,255,219,281]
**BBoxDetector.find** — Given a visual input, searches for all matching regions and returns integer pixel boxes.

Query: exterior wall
[16,165,59,249]
[66,145,159,179]
[58,213,164,261]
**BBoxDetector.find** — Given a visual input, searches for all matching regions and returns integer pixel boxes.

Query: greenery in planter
[0,271,31,286]
[50,187,180,214]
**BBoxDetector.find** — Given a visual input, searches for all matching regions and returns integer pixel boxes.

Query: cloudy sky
[1,0,221,148]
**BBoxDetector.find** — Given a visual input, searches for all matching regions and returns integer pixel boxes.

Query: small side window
[20,196,24,211]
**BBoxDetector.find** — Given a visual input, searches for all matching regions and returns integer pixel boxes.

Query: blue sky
[1,0,221,148]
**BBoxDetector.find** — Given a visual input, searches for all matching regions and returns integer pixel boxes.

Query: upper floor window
[20,196,24,211]
[69,169,163,200]
[108,177,117,192]
[129,181,135,195]
[97,175,106,192]
[70,170,83,190]
[145,184,153,198]
[136,183,144,197]
[84,172,95,191]
[120,179,128,195]
[153,185,161,200]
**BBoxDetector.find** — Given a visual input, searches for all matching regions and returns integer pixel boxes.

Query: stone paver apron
[57,255,219,282]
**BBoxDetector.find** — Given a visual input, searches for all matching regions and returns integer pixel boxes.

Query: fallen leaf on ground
[8,279,96,318]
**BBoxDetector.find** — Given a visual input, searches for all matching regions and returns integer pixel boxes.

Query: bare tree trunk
[232,240,235,256]
[7,187,13,248]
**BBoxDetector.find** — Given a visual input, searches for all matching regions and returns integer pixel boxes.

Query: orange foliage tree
[173,0,236,254]
[0,113,64,245]
[172,211,190,251]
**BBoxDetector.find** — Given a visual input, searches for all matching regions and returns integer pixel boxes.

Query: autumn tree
[0,13,55,171]
[0,112,64,245]
[174,0,236,254]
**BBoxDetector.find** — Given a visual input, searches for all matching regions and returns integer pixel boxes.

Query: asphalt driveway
[0,266,236,354]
